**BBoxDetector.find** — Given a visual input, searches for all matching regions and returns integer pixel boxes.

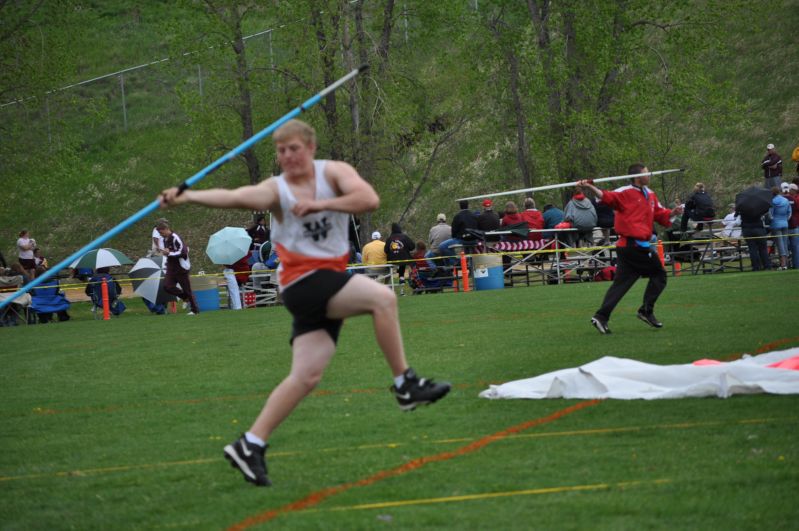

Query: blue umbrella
[206,227,252,265]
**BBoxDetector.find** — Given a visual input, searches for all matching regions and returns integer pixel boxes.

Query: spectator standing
[247,214,270,247]
[150,218,168,257]
[158,118,449,487]
[578,164,683,334]
[439,200,479,260]
[769,186,791,269]
[786,184,799,268]
[792,143,799,177]
[563,186,597,248]
[737,206,770,272]
[16,230,36,279]
[384,223,415,294]
[761,143,783,189]
[520,197,545,241]
[157,220,199,315]
[477,199,501,240]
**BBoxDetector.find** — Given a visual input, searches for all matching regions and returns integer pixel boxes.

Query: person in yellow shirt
[362,230,389,280]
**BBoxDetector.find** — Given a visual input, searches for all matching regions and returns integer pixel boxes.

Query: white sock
[245,431,266,447]
[394,374,406,388]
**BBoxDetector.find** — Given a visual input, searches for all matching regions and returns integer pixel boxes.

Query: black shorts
[19,258,35,270]
[281,269,352,345]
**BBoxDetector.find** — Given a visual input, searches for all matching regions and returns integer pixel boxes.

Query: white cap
[781,182,791,192]
[767,143,775,149]
[371,231,381,240]
[436,213,446,222]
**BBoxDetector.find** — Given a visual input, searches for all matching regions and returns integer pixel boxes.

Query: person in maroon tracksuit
[157,220,199,315]
[579,164,683,334]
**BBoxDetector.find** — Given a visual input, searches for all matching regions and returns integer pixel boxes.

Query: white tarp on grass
[479,348,799,400]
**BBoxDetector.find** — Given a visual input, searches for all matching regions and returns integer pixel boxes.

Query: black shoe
[224,435,271,486]
[636,310,663,328]
[591,316,611,334]
[391,368,451,411]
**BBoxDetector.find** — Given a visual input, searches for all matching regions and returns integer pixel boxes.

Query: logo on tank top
[303,217,333,242]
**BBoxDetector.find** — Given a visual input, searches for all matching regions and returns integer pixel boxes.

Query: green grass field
[1,272,797,530]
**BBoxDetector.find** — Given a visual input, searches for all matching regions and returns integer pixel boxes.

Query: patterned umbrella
[69,248,133,270]
[128,255,176,305]
[206,227,252,265]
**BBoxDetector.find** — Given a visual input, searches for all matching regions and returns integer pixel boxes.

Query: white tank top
[271,159,349,260]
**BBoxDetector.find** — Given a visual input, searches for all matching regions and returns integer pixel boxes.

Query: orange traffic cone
[657,239,665,267]
[460,251,470,292]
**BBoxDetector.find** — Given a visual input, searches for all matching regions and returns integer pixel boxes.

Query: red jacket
[520,209,544,241]
[601,185,673,247]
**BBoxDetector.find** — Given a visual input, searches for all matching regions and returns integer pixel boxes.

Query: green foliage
[0,272,797,528]
[0,0,796,270]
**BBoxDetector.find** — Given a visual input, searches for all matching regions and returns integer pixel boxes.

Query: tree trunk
[310,1,341,159]
[506,48,534,192]
[341,2,360,165]
[231,27,261,186]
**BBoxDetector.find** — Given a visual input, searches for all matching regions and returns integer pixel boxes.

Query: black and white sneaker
[591,316,611,334]
[224,435,271,487]
[636,310,663,328]
[390,368,451,411]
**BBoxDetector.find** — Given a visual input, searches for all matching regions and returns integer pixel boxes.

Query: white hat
[766,143,775,149]
[371,231,381,240]
[781,182,791,193]
[436,213,446,222]
[789,183,799,192]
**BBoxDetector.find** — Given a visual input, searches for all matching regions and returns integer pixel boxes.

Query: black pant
[164,267,199,313]
[595,244,667,320]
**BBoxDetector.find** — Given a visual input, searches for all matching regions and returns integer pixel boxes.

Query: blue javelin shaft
[0,65,368,310]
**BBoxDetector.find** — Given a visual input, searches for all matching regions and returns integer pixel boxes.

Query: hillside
[1,1,797,273]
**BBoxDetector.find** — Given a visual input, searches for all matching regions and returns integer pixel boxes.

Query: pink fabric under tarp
[489,240,555,252]
[480,348,799,400]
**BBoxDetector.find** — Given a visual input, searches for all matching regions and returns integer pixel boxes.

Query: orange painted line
[755,336,799,354]
[227,399,601,530]
[3,416,794,484]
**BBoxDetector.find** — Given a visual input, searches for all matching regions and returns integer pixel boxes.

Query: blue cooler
[473,255,504,290]
[192,275,220,312]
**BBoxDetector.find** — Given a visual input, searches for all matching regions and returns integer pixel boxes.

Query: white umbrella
[128,255,176,305]
[206,227,252,265]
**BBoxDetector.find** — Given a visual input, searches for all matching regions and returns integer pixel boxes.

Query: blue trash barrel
[473,255,504,290]
[192,275,220,311]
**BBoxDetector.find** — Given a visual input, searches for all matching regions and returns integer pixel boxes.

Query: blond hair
[274,119,316,146]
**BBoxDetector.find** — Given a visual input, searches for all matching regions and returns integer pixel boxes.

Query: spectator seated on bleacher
[681,182,716,232]
[85,267,126,316]
[563,186,597,248]
[31,267,71,323]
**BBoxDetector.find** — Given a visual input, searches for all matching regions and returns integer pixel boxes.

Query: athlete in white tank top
[271,160,350,287]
